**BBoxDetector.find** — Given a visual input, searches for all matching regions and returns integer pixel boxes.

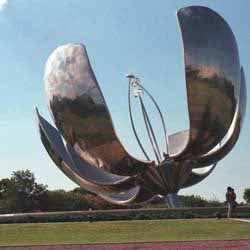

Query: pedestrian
[231,188,237,209]
[226,187,236,218]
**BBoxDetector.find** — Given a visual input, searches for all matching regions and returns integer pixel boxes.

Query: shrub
[40,190,90,211]
[243,188,250,204]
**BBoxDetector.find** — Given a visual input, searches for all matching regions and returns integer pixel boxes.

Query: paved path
[1,240,250,250]
[232,218,250,223]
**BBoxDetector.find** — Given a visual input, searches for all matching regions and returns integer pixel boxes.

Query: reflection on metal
[195,67,246,167]
[176,6,241,158]
[182,164,217,189]
[36,6,246,207]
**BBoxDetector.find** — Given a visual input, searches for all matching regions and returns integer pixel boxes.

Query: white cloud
[0,0,8,11]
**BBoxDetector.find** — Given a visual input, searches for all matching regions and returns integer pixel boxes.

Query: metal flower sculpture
[36,6,246,207]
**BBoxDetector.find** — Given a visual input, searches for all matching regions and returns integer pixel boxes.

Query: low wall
[0,206,249,224]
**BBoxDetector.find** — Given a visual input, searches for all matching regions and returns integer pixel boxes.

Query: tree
[243,188,250,204]
[0,178,16,213]
[0,170,47,213]
[0,178,13,199]
[71,187,92,196]
[180,195,223,207]
[181,195,207,207]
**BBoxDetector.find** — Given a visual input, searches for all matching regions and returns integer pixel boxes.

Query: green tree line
[0,170,121,213]
[0,170,249,214]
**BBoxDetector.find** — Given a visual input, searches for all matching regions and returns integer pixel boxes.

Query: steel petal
[177,6,241,158]
[36,108,138,196]
[194,67,246,166]
[168,130,189,157]
[98,186,140,205]
[182,163,217,188]
[66,143,132,186]
[44,43,152,176]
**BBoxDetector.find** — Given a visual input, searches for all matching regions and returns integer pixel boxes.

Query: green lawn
[0,219,249,246]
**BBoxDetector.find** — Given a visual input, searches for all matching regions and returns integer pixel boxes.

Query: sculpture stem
[165,193,182,208]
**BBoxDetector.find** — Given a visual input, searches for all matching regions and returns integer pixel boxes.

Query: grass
[0,219,249,246]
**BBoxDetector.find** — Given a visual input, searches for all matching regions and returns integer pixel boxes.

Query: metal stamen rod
[138,95,162,164]
[138,83,169,156]
[140,101,161,164]
[127,75,150,161]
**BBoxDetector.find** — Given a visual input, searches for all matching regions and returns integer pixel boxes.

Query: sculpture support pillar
[165,193,181,208]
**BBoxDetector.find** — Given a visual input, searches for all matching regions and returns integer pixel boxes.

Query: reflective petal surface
[98,186,140,205]
[37,109,107,193]
[177,6,241,158]
[195,67,246,167]
[66,143,132,186]
[36,108,143,204]
[45,44,152,176]
[168,130,189,157]
[182,164,217,188]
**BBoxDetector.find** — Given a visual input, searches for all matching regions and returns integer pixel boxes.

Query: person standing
[226,187,236,218]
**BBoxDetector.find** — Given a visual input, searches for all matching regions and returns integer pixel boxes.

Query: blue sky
[0,0,249,202]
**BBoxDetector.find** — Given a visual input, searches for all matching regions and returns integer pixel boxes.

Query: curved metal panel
[168,130,189,157]
[239,67,247,122]
[182,163,217,188]
[37,114,105,193]
[36,108,75,168]
[191,165,216,175]
[37,112,144,204]
[98,186,140,205]
[194,67,246,167]
[66,143,132,185]
[45,43,152,176]
[131,187,155,204]
[36,108,136,193]
[177,6,241,158]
